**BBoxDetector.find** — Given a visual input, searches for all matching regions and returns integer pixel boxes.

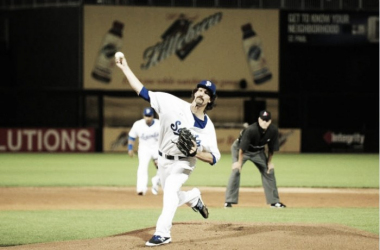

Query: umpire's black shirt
[239,122,279,154]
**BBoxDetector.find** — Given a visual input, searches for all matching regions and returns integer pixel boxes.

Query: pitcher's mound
[8,222,379,250]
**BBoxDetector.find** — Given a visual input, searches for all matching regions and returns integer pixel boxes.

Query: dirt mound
[5,222,379,250]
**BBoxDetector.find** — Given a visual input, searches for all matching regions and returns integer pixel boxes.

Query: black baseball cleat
[145,235,171,246]
[224,202,232,208]
[192,198,209,219]
[270,202,286,208]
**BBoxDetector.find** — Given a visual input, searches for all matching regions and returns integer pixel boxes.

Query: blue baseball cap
[143,107,154,117]
[197,80,216,97]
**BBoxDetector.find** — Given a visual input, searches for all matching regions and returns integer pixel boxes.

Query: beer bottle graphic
[241,23,272,84]
[92,21,124,83]
[161,14,203,60]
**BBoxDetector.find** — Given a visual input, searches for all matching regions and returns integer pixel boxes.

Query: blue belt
[158,151,186,160]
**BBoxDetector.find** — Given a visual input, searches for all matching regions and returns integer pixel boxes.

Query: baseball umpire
[224,110,286,208]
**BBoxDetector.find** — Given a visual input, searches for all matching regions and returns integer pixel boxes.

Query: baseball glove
[176,128,197,157]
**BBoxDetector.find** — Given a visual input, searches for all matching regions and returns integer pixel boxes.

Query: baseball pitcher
[115,53,220,247]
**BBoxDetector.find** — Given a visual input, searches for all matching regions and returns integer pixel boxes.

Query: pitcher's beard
[195,98,204,107]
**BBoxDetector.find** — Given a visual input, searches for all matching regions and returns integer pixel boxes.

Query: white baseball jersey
[128,118,160,151]
[149,91,221,167]
[128,118,160,195]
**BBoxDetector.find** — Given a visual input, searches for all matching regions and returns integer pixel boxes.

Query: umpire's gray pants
[225,140,280,205]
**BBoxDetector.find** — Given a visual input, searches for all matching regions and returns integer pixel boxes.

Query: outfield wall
[103,127,301,153]
[0,127,376,153]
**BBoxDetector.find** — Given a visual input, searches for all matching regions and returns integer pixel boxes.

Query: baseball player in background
[224,110,286,208]
[115,53,220,247]
[128,107,161,195]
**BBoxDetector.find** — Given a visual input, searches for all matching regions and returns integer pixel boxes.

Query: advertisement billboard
[84,6,279,92]
[0,128,95,152]
[103,127,300,153]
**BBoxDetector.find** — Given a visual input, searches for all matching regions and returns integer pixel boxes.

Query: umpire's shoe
[192,197,209,219]
[224,202,233,208]
[270,202,286,208]
[145,235,171,246]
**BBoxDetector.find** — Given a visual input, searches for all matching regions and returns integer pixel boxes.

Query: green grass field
[0,153,378,246]
[0,153,378,188]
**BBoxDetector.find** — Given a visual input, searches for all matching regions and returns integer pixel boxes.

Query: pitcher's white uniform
[129,118,160,194]
[149,91,220,238]
[115,54,219,245]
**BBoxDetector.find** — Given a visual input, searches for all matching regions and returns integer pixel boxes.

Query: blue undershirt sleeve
[138,87,150,102]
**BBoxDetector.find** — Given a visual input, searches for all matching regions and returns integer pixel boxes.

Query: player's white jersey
[149,91,220,167]
[129,118,160,150]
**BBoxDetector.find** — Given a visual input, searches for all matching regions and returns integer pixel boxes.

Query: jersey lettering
[141,132,159,141]
[171,121,182,135]
[195,134,201,147]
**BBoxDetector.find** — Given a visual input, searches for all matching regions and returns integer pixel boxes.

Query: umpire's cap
[143,107,154,117]
[259,110,271,121]
[197,80,216,97]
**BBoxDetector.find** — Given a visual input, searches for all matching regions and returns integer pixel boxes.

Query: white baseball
[115,51,124,59]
